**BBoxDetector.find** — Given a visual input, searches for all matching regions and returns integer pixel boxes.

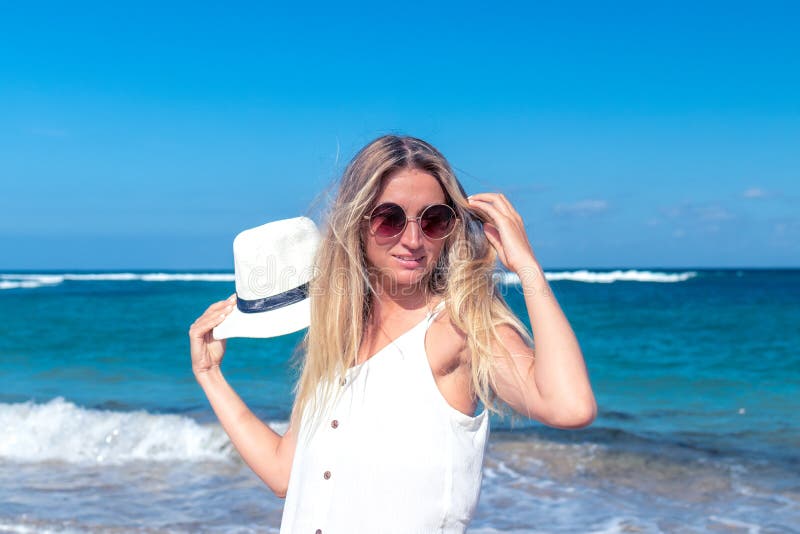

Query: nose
[399,217,424,248]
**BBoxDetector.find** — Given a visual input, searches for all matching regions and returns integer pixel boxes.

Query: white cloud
[660,202,734,222]
[742,187,767,199]
[553,199,609,217]
[657,201,736,237]
[696,205,734,221]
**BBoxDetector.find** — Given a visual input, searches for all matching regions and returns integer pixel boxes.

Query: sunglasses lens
[370,204,406,237]
[420,204,456,239]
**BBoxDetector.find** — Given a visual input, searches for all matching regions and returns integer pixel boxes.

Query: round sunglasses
[363,203,458,240]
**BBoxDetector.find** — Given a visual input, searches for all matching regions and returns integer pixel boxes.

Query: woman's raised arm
[189,295,297,497]
[467,193,597,428]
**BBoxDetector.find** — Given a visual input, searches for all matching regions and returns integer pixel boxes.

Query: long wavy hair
[291,135,533,432]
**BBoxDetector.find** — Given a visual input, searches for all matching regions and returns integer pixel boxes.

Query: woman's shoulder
[428,303,469,357]
[432,300,531,358]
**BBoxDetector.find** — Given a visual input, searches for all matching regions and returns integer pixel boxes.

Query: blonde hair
[291,135,532,431]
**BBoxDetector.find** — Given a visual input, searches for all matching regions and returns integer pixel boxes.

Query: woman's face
[363,168,449,293]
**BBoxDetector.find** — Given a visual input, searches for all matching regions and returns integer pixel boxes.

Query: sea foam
[496,269,697,285]
[0,272,235,289]
[0,398,287,465]
[0,274,64,290]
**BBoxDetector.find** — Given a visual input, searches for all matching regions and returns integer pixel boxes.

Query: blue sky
[1,1,798,269]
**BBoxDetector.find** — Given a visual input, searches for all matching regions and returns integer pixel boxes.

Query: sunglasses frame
[363,202,459,240]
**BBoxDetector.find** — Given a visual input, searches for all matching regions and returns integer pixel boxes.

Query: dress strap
[425,300,446,326]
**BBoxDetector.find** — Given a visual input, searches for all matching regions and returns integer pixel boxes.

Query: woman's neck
[369,280,433,322]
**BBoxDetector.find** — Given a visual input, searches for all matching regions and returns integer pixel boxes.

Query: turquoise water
[1,269,798,532]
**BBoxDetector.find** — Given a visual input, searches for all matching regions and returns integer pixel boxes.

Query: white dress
[279,303,490,534]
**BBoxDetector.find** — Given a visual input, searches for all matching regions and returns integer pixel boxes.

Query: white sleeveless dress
[279,303,490,534]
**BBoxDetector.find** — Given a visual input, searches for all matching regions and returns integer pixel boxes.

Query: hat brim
[212,298,310,340]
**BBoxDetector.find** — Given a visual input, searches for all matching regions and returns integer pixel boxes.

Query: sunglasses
[364,202,458,240]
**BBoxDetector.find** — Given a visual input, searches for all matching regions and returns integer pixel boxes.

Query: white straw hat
[213,216,320,340]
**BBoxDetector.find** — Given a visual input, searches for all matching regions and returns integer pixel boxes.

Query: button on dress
[279,303,490,534]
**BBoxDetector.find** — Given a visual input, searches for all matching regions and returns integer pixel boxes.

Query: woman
[189,135,596,533]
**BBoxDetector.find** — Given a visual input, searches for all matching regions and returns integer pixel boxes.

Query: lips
[392,254,425,267]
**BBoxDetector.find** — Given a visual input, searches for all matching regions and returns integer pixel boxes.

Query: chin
[371,266,430,294]
[397,271,427,287]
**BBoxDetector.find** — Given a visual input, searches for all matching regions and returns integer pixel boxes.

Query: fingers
[468,192,537,272]
[468,195,509,227]
[468,192,509,211]
[212,294,236,312]
[203,294,236,315]
[189,295,236,338]
[469,192,522,223]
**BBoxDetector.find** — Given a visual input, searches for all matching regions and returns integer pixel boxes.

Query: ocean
[1,269,798,533]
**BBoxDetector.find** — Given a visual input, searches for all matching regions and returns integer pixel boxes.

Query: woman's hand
[467,193,538,274]
[189,293,236,376]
